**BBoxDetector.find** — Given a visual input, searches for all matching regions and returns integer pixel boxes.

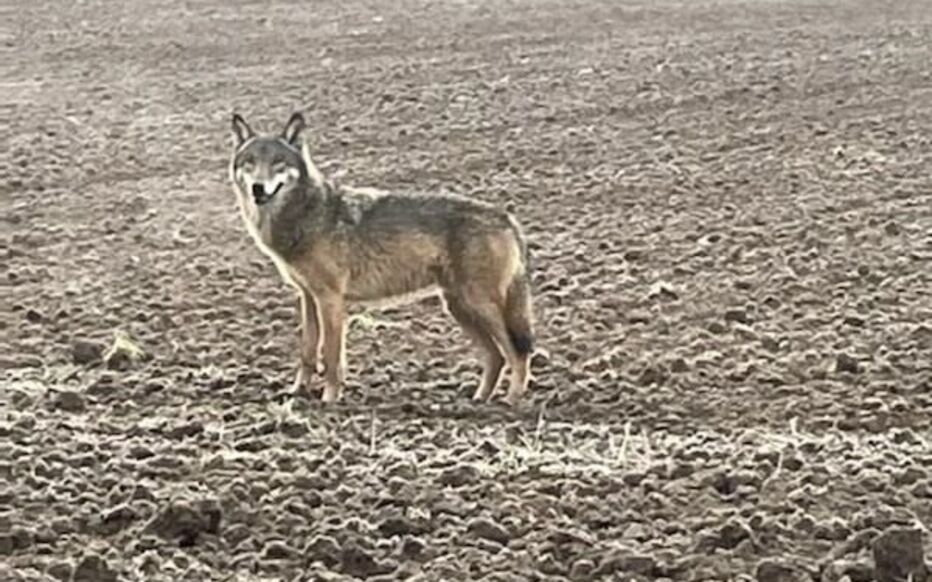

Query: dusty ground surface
[2,0,931,580]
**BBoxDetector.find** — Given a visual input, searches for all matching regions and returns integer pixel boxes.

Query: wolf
[228,112,536,405]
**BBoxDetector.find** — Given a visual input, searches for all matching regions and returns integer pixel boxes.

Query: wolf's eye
[271,161,287,174]
[241,159,256,173]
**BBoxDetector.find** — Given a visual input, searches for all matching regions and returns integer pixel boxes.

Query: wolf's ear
[301,137,326,188]
[232,113,254,146]
[281,112,306,146]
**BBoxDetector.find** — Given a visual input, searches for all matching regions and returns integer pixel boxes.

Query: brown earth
[2,0,931,580]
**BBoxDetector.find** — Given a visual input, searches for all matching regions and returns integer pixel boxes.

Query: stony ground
[2,0,931,580]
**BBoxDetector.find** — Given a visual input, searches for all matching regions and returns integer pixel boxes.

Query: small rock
[378,516,428,538]
[814,518,851,541]
[622,522,650,540]
[892,429,921,445]
[400,536,426,560]
[46,561,73,581]
[707,321,727,334]
[707,520,752,550]
[475,537,504,554]
[538,552,567,576]
[756,559,810,582]
[144,498,221,546]
[262,540,298,560]
[627,310,652,324]
[835,353,861,375]
[280,420,308,438]
[98,503,137,535]
[305,535,342,566]
[761,335,781,352]
[570,558,596,579]
[103,331,147,370]
[0,534,12,555]
[477,439,500,456]
[438,464,480,487]
[821,559,874,582]
[73,553,118,582]
[166,421,204,440]
[8,524,29,545]
[637,364,667,386]
[649,282,679,301]
[910,481,932,498]
[25,309,42,323]
[843,315,866,327]
[733,323,758,340]
[595,551,656,576]
[466,517,510,545]
[669,358,690,373]
[724,308,752,324]
[72,340,103,365]
[872,527,928,582]
[128,445,155,460]
[547,527,595,547]
[622,471,646,486]
[341,540,394,578]
[52,390,86,413]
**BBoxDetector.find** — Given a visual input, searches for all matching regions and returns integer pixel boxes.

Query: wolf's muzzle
[252,182,281,205]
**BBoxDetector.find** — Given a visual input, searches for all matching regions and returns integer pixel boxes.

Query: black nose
[252,183,265,200]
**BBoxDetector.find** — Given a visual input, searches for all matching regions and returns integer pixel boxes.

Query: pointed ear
[281,112,306,146]
[301,138,325,188]
[232,113,254,146]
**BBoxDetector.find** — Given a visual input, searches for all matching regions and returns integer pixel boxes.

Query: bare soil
[2,0,931,580]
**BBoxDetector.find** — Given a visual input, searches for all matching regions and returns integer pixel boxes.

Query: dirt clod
[73,553,118,582]
[594,551,657,577]
[341,540,395,578]
[144,498,221,545]
[52,390,86,412]
[466,517,510,545]
[98,504,138,535]
[305,535,342,566]
[438,464,481,487]
[756,559,810,582]
[821,559,874,582]
[45,561,73,581]
[400,536,427,560]
[72,340,104,364]
[725,308,752,324]
[378,515,429,538]
[835,353,861,375]
[262,540,299,560]
[871,527,928,582]
[0,535,13,556]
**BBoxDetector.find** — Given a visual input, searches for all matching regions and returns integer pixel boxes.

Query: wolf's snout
[252,183,266,200]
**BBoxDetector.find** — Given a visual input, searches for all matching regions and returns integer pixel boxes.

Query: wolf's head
[230,112,322,209]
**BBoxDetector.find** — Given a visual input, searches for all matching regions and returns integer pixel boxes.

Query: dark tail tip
[508,329,534,356]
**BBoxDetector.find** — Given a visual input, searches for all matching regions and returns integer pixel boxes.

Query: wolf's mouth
[252,182,283,205]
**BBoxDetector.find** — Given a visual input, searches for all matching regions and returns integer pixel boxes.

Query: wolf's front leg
[292,289,323,396]
[317,294,347,403]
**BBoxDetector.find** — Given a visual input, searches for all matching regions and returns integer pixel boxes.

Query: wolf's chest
[241,212,304,287]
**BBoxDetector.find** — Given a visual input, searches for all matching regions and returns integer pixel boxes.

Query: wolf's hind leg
[444,293,505,402]
[470,302,530,406]
[456,292,529,406]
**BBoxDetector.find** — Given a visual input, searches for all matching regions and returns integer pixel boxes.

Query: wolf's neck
[262,182,327,258]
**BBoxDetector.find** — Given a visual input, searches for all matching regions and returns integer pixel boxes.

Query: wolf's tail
[504,269,534,356]
[503,214,535,357]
